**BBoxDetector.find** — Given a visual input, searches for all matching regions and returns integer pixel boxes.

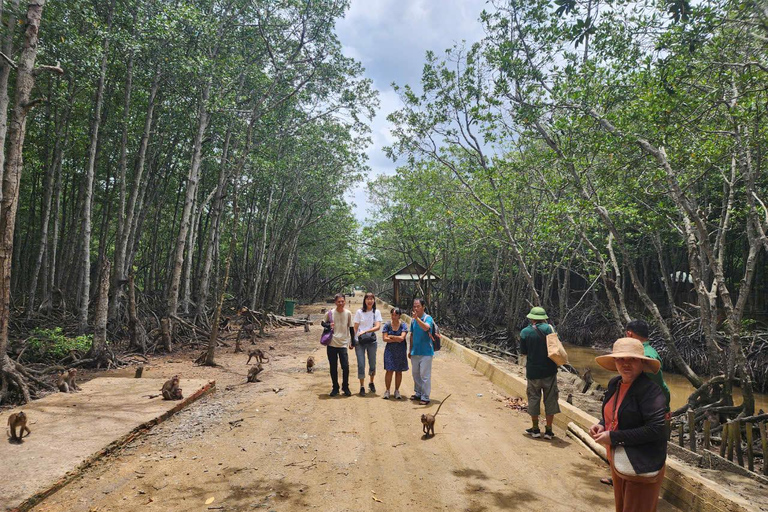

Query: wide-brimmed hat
[595,337,661,374]
[526,306,548,320]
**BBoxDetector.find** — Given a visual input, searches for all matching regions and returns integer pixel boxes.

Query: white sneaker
[394,390,401,400]
[383,390,390,399]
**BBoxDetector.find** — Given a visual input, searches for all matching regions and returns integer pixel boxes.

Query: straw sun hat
[595,338,661,374]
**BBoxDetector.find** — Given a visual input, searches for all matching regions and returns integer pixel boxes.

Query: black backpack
[429,320,442,351]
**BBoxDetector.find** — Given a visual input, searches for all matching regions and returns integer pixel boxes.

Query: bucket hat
[526,306,548,320]
[595,337,661,374]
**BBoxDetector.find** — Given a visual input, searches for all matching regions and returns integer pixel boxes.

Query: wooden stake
[703,419,711,451]
[734,420,744,467]
[760,422,768,476]
[678,423,685,448]
[687,410,696,452]
[720,422,728,458]
[727,422,734,461]
[745,422,754,472]
[134,366,143,378]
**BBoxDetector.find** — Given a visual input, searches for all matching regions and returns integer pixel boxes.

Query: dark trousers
[327,345,350,391]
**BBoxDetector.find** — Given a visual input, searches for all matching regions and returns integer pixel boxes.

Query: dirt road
[30,296,667,512]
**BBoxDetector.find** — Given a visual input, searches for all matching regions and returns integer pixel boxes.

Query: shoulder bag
[534,324,568,366]
[320,311,334,346]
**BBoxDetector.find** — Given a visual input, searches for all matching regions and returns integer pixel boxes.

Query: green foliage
[25,328,94,362]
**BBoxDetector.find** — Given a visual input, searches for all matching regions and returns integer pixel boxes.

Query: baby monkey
[161,375,183,400]
[247,363,263,383]
[246,348,270,365]
[306,356,315,373]
[421,394,452,437]
[7,411,31,442]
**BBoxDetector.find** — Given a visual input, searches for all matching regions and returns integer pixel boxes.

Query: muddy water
[564,343,768,413]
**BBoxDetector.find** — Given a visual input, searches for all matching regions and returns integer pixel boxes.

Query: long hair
[362,292,376,312]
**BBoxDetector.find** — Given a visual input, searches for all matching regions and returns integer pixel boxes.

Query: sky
[335,0,489,225]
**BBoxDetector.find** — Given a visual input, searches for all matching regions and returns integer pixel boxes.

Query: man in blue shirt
[408,298,434,405]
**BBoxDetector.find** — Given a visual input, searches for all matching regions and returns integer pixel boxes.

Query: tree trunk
[166,80,211,329]
[0,0,53,405]
[0,0,21,204]
[77,0,114,332]
[250,184,274,310]
[128,273,147,352]
[205,191,239,366]
[109,35,135,322]
[87,259,111,367]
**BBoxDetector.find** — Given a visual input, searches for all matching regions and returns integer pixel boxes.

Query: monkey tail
[434,394,452,416]
[263,355,270,363]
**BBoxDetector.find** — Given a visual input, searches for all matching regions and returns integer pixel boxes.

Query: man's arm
[413,315,431,332]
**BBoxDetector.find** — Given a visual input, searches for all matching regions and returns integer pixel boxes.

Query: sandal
[409,394,420,401]
[600,477,613,487]
[419,400,430,405]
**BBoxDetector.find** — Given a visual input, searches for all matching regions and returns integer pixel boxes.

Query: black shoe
[359,386,366,396]
[525,427,541,438]
[543,429,555,440]
[329,389,339,397]
[342,388,352,397]
[369,382,376,393]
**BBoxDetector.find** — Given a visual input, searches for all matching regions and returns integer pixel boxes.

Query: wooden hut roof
[387,262,441,281]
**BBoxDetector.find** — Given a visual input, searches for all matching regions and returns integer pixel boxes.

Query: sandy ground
[0,377,213,510]
[22,296,678,512]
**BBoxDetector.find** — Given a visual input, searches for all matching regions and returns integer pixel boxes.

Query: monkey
[581,368,594,394]
[306,356,315,373]
[421,394,452,437]
[67,368,81,392]
[56,371,69,393]
[7,411,31,442]
[161,375,183,400]
[246,348,270,365]
[247,363,263,383]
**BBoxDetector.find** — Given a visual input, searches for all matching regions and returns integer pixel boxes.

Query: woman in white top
[353,292,382,395]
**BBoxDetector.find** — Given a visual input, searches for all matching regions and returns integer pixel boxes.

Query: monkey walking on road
[421,394,452,437]
[7,411,31,442]
[246,348,269,365]
[306,356,315,373]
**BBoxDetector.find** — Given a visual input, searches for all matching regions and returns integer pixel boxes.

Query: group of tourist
[524,307,671,512]
[326,291,670,511]
[325,292,435,405]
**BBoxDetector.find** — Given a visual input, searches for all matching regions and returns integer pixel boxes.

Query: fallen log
[568,422,608,463]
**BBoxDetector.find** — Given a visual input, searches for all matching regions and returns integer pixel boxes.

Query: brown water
[564,342,768,413]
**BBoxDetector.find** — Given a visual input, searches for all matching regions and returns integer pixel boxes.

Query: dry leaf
[205,497,215,505]
[372,496,382,503]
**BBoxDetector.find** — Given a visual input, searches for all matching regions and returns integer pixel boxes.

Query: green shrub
[25,327,93,361]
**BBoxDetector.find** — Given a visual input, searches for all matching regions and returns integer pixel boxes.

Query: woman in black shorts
[381,308,409,399]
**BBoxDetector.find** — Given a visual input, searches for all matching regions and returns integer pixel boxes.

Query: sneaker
[329,389,339,397]
[359,386,366,396]
[526,427,541,438]
[383,390,390,399]
[394,390,402,400]
[342,388,352,397]
[369,382,376,393]
[543,430,555,440]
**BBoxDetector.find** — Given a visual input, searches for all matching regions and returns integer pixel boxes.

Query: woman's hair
[362,292,376,312]
[334,293,345,302]
[390,307,402,316]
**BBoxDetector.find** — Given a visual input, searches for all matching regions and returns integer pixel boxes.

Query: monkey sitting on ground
[246,348,270,365]
[247,364,263,383]
[306,356,315,373]
[8,411,31,442]
[67,368,81,392]
[161,375,183,400]
[56,371,69,393]
[421,394,452,437]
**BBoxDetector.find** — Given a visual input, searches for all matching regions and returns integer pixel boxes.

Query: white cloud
[337,0,488,225]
